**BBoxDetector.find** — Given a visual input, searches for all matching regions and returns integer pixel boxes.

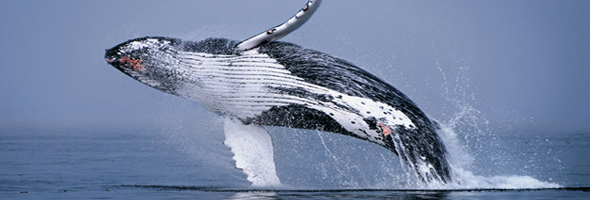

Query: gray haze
[1,0,588,132]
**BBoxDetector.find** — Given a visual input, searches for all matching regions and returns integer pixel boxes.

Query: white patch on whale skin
[293,89,416,144]
[173,48,309,118]
[125,38,170,52]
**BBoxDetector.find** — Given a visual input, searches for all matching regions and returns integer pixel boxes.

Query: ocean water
[1,120,588,199]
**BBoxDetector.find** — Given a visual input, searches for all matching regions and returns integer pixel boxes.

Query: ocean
[1,122,588,199]
[1,0,588,199]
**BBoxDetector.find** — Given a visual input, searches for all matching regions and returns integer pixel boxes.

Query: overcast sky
[0,0,588,132]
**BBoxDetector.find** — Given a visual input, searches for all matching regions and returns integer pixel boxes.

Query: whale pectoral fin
[236,0,323,51]
[223,116,281,187]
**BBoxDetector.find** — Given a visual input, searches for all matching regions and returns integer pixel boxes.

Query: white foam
[438,122,561,189]
[449,168,561,189]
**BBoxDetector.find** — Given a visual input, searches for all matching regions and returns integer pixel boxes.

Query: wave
[115,184,588,192]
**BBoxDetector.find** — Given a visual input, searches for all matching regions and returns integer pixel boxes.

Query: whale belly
[173,48,415,148]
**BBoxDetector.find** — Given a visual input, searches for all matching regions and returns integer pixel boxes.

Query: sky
[0,0,588,132]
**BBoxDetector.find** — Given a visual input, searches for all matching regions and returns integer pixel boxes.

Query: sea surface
[1,123,588,199]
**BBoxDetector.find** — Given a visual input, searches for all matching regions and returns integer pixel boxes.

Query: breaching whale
[105,0,452,186]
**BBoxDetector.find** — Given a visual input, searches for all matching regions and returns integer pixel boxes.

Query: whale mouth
[104,48,123,68]
[107,56,145,71]
[105,47,146,72]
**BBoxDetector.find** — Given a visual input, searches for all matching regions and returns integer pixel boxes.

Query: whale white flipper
[223,116,281,187]
[236,0,322,51]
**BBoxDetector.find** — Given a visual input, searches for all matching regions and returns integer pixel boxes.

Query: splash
[423,43,561,189]
[435,102,561,189]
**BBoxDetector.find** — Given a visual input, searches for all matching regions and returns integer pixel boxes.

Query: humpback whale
[105,0,452,186]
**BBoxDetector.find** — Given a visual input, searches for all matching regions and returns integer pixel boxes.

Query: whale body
[104,0,452,186]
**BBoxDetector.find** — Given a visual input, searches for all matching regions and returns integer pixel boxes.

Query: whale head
[105,37,243,97]
[105,37,188,95]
